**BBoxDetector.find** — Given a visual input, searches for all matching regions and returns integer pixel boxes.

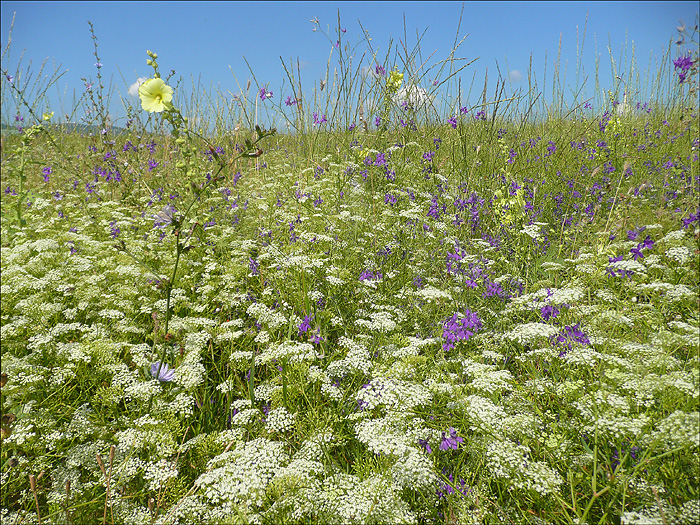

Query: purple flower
[249,258,259,275]
[439,427,463,450]
[259,87,273,100]
[442,309,482,351]
[551,324,590,354]
[109,220,120,239]
[673,54,694,83]
[630,246,644,261]
[5,74,13,83]
[298,315,313,337]
[94,62,103,69]
[540,304,560,321]
[359,270,382,282]
[448,116,457,129]
[42,166,52,182]
[374,64,386,77]
[418,438,432,454]
[285,95,297,106]
[310,327,323,345]
[682,212,699,228]
[153,204,177,227]
[151,361,175,382]
[640,235,654,250]
[313,112,327,125]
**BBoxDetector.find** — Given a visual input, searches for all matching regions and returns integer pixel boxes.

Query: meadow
[1,17,699,525]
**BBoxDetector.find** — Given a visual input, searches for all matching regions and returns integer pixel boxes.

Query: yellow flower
[386,70,404,93]
[138,78,173,113]
[42,111,54,121]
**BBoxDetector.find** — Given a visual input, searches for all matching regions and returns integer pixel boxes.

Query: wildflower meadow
[1,12,699,525]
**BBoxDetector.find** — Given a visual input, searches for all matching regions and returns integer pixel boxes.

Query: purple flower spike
[439,427,463,451]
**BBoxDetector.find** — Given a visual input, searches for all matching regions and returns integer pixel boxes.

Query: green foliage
[2,13,699,525]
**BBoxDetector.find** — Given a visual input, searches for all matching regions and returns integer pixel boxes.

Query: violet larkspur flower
[310,328,323,345]
[442,309,482,351]
[448,116,457,129]
[298,315,313,337]
[259,87,273,100]
[639,235,655,250]
[42,166,52,182]
[285,95,298,106]
[151,362,175,382]
[551,324,590,356]
[673,53,694,83]
[682,212,699,228]
[418,438,432,453]
[359,270,382,282]
[540,304,560,321]
[249,258,259,275]
[439,427,463,450]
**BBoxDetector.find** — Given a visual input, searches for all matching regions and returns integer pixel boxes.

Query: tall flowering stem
[129,50,276,392]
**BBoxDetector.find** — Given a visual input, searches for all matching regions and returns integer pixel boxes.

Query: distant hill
[1,122,128,136]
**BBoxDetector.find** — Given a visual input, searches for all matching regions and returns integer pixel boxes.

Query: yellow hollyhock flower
[138,78,173,113]
[386,70,404,93]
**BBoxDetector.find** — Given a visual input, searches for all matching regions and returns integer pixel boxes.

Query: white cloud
[128,77,148,97]
[509,70,523,83]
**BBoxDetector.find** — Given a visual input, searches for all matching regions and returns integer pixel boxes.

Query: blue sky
[1,1,697,129]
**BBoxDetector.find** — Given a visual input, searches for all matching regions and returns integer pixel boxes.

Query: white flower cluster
[355,416,414,457]
[326,337,373,377]
[173,361,205,390]
[520,223,545,241]
[664,283,695,302]
[246,302,287,330]
[504,322,560,345]
[143,458,179,491]
[166,392,195,417]
[414,285,452,302]
[355,377,432,411]
[451,394,507,434]
[643,410,700,449]
[308,366,344,400]
[583,414,651,440]
[314,472,414,524]
[665,246,692,264]
[293,430,335,461]
[266,407,296,433]
[390,447,436,490]
[486,439,563,496]
[355,310,397,333]
[659,228,687,245]
[609,258,647,274]
[196,438,289,507]
[115,421,176,457]
[231,408,261,427]
[258,341,318,365]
